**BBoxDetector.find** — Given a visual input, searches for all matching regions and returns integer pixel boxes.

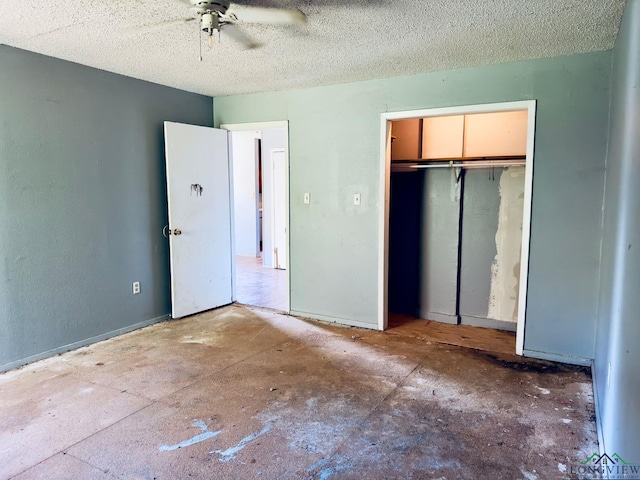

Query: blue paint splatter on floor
[191,420,208,431]
[159,420,222,452]
[307,455,353,479]
[307,458,330,472]
[210,425,272,462]
[317,464,352,480]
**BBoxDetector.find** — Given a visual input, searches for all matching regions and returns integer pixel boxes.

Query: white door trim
[378,100,536,356]
[221,121,290,314]
[227,131,236,302]
[222,121,288,131]
[270,148,287,270]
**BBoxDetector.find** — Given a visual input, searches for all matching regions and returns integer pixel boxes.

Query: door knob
[163,226,182,237]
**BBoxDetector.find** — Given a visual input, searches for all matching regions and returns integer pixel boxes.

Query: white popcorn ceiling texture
[0,0,626,96]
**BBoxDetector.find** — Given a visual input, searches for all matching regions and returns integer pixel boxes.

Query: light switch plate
[304,192,310,204]
[353,193,361,206]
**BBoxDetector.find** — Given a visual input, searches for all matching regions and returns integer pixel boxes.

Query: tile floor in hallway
[236,255,287,311]
[0,305,598,480]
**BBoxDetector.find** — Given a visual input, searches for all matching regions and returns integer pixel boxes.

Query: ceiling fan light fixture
[161,0,307,53]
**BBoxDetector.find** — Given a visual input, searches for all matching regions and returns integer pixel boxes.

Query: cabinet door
[421,115,464,159]
[391,118,421,160]
[463,111,528,157]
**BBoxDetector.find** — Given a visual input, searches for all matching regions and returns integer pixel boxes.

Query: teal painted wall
[215,51,612,361]
[0,46,213,371]
[594,0,640,461]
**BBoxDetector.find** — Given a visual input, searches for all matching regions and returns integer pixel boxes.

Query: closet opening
[378,101,536,356]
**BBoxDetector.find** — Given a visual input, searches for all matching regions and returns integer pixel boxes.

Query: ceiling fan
[159,0,307,51]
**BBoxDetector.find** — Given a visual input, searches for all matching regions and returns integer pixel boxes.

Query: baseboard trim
[460,315,517,332]
[289,310,378,331]
[0,314,171,373]
[417,310,459,325]
[522,348,592,366]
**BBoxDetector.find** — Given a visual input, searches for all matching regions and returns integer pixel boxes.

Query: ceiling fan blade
[135,17,196,34]
[171,0,196,7]
[230,6,306,25]
[231,0,383,6]
[222,24,261,49]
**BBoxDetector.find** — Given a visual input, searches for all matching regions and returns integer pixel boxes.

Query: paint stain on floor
[211,425,272,462]
[159,420,221,452]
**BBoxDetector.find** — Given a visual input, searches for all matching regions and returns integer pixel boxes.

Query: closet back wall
[418,169,461,324]
[459,167,525,330]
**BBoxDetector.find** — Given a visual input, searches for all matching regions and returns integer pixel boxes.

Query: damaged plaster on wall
[488,166,525,323]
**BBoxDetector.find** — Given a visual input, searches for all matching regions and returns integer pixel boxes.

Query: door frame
[229,132,261,258]
[378,101,536,355]
[270,148,287,270]
[221,121,291,314]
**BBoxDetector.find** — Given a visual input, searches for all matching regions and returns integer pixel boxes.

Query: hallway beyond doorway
[235,255,287,311]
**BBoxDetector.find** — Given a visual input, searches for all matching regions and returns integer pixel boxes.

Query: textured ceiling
[0,0,626,97]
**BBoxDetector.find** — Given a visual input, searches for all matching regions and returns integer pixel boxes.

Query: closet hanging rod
[392,155,526,164]
[397,161,526,170]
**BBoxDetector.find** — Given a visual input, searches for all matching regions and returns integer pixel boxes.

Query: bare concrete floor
[1,305,598,480]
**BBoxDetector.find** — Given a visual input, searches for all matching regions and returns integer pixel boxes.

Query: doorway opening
[378,101,536,355]
[222,121,290,313]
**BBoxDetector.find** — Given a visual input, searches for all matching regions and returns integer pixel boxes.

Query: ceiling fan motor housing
[190,0,230,14]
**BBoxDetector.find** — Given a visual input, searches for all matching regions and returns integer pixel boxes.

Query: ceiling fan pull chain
[198,19,203,61]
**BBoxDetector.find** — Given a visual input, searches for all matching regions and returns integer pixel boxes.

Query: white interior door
[164,121,233,319]
[271,149,287,270]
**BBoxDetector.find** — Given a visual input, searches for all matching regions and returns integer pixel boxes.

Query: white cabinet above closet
[390,118,421,160]
[421,115,464,159]
[391,110,528,161]
[463,111,528,157]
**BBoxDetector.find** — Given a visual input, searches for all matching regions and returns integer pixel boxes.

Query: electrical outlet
[353,193,361,206]
[304,192,310,204]
[132,281,141,295]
